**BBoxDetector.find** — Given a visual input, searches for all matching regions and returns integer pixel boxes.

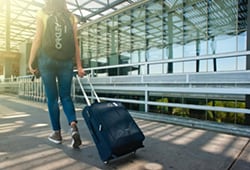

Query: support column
[245,0,250,125]
[207,0,217,71]
[196,38,200,72]
[6,0,10,51]
[167,12,173,73]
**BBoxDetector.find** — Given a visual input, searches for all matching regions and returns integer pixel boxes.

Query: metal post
[196,38,200,72]
[245,0,250,125]
[167,12,173,73]
[6,0,10,51]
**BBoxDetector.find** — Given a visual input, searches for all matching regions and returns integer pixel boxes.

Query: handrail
[81,96,250,114]
[79,50,250,73]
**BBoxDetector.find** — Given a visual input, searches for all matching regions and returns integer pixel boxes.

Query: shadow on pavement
[0,94,249,170]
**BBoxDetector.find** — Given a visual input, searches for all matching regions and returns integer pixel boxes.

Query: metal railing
[77,72,250,113]
[13,69,250,114]
[18,76,46,102]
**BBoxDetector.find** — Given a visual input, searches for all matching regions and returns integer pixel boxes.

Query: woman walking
[28,0,85,148]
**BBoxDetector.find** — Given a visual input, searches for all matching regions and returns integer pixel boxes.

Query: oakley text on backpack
[42,13,75,60]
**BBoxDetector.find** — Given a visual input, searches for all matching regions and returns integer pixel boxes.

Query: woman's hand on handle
[78,67,85,77]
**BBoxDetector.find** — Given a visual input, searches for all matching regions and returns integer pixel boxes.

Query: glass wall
[77,0,249,125]
[79,0,247,76]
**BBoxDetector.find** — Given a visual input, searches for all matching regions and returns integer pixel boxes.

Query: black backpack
[42,12,75,60]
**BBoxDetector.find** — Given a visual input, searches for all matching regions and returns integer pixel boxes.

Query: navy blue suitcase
[76,75,145,163]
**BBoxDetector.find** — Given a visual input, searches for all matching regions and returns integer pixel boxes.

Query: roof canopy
[0,0,140,52]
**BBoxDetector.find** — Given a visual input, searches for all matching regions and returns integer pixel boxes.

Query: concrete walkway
[0,94,249,170]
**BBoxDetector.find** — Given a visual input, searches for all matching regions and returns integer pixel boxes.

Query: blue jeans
[38,51,76,131]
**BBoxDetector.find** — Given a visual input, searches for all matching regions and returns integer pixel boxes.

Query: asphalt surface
[0,94,249,170]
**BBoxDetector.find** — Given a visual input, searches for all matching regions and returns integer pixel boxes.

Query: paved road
[0,94,249,170]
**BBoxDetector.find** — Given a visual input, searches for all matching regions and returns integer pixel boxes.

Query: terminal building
[0,0,250,134]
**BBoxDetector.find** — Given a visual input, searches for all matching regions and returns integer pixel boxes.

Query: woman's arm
[73,17,85,77]
[28,15,43,75]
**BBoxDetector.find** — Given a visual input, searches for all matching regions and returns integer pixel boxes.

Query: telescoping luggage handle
[76,74,101,106]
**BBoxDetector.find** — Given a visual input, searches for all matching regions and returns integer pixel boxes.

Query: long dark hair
[43,0,69,14]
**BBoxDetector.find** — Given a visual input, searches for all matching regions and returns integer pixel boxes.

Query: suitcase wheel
[131,151,136,155]
[104,161,109,165]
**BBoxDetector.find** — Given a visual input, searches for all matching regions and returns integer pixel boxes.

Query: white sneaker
[48,131,62,144]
